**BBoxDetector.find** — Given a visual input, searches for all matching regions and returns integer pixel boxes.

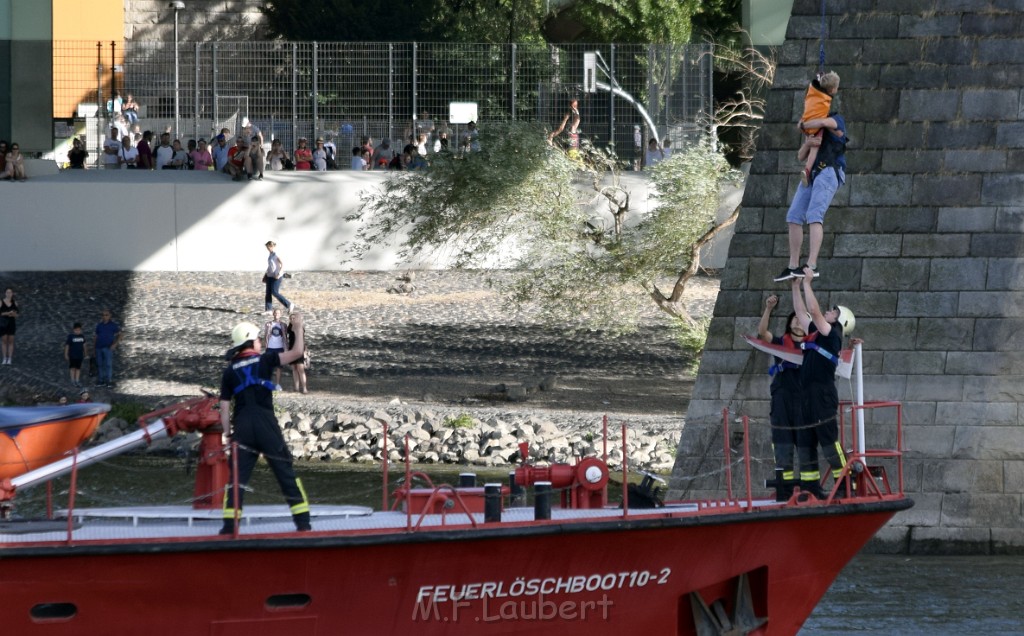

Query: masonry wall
[670,0,1024,554]
[123,0,267,41]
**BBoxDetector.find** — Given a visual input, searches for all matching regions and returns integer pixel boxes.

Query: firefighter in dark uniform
[791,268,855,498]
[757,295,806,501]
[219,315,310,534]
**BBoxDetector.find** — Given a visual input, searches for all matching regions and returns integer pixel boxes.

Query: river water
[12,457,1023,634]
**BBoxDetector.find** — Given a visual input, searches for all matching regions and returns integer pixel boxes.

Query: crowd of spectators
[50,103,494,179]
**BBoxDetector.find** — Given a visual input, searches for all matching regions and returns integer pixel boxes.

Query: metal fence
[56,40,713,161]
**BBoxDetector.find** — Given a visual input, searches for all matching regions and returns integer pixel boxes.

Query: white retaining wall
[0,169,738,272]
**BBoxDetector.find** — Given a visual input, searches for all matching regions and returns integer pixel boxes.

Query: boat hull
[0,405,109,480]
[0,499,909,635]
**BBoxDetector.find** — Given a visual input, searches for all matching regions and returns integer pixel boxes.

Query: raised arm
[791,279,811,333]
[801,268,831,336]
[757,295,779,342]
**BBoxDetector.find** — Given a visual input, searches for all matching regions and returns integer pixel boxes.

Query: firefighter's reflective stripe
[290,478,310,515]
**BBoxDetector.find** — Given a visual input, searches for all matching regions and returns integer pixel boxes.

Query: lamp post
[169,1,185,138]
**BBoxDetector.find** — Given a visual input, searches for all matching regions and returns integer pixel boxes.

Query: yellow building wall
[52,0,124,118]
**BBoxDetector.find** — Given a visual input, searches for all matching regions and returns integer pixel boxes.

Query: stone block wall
[123,0,267,41]
[670,0,1024,554]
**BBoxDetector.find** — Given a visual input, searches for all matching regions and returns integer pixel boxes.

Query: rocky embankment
[95,400,681,472]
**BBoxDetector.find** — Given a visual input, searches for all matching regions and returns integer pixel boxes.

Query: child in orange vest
[799,71,840,186]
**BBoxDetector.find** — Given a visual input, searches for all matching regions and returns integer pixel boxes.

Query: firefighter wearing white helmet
[789,267,848,499]
[219,312,310,534]
[835,304,855,335]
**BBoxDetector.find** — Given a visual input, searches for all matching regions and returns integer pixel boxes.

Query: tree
[546,0,698,44]
[426,0,549,43]
[262,0,436,42]
[342,122,741,335]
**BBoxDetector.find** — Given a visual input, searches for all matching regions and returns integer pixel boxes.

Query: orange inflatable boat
[0,403,110,480]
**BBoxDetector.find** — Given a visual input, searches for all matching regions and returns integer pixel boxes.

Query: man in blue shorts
[774,111,848,282]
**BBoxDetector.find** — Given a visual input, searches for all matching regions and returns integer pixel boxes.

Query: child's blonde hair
[818,71,840,93]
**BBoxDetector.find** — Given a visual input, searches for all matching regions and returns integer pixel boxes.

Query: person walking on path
[219,315,310,534]
[0,288,19,364]
[94,309,122,387]
[263,241,294,313]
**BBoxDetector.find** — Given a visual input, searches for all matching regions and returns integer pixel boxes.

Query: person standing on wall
[263,241,294,313]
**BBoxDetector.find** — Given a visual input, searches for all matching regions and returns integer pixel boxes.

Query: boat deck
[0,499,788,545]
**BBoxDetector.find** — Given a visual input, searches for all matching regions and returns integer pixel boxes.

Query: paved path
[0,270,718,422]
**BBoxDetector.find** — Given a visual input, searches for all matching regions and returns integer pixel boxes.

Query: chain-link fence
[56,40,713,163]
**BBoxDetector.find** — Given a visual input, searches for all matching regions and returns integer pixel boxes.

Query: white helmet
[835,305,855,336]
[230,322,260,348]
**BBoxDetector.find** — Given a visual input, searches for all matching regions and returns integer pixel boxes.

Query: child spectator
[799,71,840,185]
[64,322,87,387]
[351,146,367,170]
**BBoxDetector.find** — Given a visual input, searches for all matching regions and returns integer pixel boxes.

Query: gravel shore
[0,270,718,469]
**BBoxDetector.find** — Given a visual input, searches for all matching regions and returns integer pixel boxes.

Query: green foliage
[426,0,549,43]
[673,315,711,373]
[262,0,720,45]
[262,0,436,41]
[690,0,743,42]
[555,0,698,43]
[105,401,152,426]
[346,121,582,268]
[444,413,477,429]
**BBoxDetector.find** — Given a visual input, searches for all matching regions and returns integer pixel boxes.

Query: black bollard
[484,483,502,523]
[508,471,525,507]
[459,472,476,488]
[534,481,552,521]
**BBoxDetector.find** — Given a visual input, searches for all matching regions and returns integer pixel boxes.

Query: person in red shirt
[293,137,313,170]
[227,136,251,181]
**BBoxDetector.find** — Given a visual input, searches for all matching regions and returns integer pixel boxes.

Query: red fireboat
[0,393,911,635]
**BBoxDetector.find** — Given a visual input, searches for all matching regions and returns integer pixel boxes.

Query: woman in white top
[262,308,289,387]
[267,139,291,171]
[118,136,139,169]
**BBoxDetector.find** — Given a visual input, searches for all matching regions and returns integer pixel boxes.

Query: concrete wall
[0,170,727,272]
[671,0,1024,555]
[0,0,53,151]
